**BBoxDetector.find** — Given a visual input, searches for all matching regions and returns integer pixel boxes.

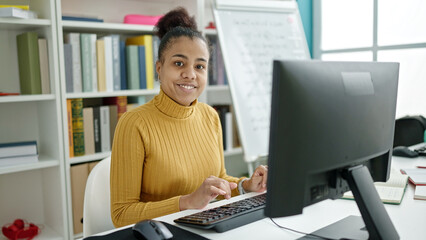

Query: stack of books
[0,5,38,19]
[0,141,39,167]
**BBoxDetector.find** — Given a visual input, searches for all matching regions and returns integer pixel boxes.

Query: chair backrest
[83,156,115,237]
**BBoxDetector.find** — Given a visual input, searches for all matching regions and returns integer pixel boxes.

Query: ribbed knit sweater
[110,89,244,227]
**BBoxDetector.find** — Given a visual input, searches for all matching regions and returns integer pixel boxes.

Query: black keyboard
[174,193,266,233]
[413,142,426,156]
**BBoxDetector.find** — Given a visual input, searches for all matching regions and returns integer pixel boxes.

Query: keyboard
[174,193,266,233]
[413,142,426,156]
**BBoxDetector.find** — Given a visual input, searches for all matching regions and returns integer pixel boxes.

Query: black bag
[393,115,426,147]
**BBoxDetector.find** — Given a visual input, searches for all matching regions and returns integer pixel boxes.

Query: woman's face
[156,36,209,106]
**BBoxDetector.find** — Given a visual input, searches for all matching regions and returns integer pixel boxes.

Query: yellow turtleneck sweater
[110,89,245,227]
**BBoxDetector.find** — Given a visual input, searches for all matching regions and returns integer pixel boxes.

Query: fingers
[206,176,236,199]
[250,165,268,192]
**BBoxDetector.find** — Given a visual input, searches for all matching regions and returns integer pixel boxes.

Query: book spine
[143,35,154,89]
[65,33,82,93]
[116,96,127,120]
[64,44,74,93]
[80,33,93,92]
[126,45,140,89]
[67,99,74,158]
[120,41,127,90]
[83,107,95,155]
[16,32,42,94]
[71,98,85,156]
[111,35,121,91]
[38,38,50,94]
[138,45,147,89]
[103,36,114,92]
[93,106,102,153]
[90,34,98,92]
[109,105,118,148]
[96,39,106,92]
[0,141,37,158]
[100,106,111,152]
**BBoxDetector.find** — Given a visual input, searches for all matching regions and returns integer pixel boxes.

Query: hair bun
[155,7,197,39]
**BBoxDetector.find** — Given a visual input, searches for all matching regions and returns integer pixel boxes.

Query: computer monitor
[265,60,400,240]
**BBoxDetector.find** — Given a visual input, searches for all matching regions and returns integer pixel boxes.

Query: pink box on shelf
[123,14,163,25]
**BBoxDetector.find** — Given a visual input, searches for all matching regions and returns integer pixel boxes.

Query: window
[314,0,426,118]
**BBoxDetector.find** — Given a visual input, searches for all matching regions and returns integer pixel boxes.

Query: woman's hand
[179,176,237,210]
[242,165,268,193]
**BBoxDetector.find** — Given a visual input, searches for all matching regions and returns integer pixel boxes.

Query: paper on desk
[414,186,426,200]
[401,168,426,185]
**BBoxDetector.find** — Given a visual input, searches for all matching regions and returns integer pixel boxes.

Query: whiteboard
[213,0,310,162]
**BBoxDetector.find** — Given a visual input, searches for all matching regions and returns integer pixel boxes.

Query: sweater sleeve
[110,111,181,228]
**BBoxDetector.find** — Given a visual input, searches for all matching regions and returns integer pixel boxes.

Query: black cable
[269,218,339,240]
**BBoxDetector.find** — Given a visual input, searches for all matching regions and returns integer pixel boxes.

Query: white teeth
[179,84,195,89]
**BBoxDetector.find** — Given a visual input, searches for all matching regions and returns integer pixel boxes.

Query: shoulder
[195,102,221,127]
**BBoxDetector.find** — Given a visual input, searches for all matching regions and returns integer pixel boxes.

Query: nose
[182,66,196,79]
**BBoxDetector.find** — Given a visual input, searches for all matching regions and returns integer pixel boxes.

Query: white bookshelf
[0,0,67,239]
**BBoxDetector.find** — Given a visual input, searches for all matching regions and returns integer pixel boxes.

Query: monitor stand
[300,165,399,240]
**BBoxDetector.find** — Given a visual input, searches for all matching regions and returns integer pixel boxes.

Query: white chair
[83,156,115,237]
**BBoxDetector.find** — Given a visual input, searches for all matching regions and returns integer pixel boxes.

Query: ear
[156,60,161,81]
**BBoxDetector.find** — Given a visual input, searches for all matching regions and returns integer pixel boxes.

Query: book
[123,14,162,25]
[64,33,82,93]
[108,105,118,147]
[83,107,95,155]
[71,98,85,156]
[119,41,127,90]
[66,99,74,157]
[225,112,233,151]
[99,106,111,152]
[0,141,37,158]
[343,169,409,204]
[0,154,38,167]
[111,35,121,91]
[414,185,426,200]
[102,36,114,92]
[96,39,106,92]
[126,45,140,89]
[62,15,103,22]
[90,34,98,92]
[70,163,89,234]
[93,106,102,153]
[103,96,127,120]
[16,32,42,95]
[401,168,426,186]
[80,33,94,92]
[126,35,154,89]
[63,43,74,93]
[38,38,50,94]
[138,45,147,89]
[0,5,30,10]
[0,7,37,19]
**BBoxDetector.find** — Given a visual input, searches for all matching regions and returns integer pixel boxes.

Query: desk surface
[96,156,426,240]
[155,156,426,240]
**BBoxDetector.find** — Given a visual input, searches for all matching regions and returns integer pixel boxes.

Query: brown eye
[175,61,183,67]
[196,64,205,70]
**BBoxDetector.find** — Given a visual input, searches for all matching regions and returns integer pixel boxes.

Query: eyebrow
[172,54,207,63]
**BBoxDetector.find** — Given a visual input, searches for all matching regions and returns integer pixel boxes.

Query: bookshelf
[0,0,67,239]
[0,0,243,239]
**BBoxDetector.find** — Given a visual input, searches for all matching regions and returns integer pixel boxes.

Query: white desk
[155,156,426,240]
[96,156,426,240]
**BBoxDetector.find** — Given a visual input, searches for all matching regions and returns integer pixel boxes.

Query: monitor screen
[265,60,400,239]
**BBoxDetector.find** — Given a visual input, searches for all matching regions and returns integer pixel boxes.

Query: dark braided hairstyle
[154,7,210,63]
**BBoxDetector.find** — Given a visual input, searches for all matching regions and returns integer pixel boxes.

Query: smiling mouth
[178,84,196,90]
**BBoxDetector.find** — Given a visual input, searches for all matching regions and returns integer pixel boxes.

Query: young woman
[110,7,267,227]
